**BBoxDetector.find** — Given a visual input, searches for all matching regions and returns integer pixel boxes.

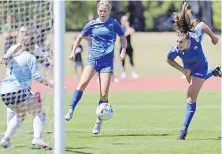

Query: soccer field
[0,31,221,153]
[0,91,221,154]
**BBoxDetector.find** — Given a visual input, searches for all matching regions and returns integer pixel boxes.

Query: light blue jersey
[81,18,124,59]
[1,46,43,94]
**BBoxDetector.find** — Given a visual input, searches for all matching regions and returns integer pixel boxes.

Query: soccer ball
[96,103,113,121]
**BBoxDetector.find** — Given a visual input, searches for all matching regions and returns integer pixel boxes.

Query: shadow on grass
[11,145,93,153]
[26,131,53,134]
[80,133,170,138]
[65,146,93,154]
[190,136,221,141]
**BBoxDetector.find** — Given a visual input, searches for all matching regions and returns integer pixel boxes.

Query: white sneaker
[32,138,51,149]
[132,72,139,79]
[112,77,119,83]
[92,118,102,134]
[65,110,73,121]
[121,72,127,79]
[0,138,12,148]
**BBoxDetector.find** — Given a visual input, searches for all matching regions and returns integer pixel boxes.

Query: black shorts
[1,89,34,107]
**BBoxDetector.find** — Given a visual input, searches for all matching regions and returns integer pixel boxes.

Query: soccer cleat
[92,118,102,134]
[65,110,74,121]
[212,66,221,77]
[177,130,187,140]
[0,138,12,148]
[32,138,51,150]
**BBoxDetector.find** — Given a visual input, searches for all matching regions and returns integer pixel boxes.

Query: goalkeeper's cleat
[212,66,221,77]
[65,110,74,121]
[177,130,187,140]
[0,138,12,149]
[92,118,102,134]
[32,138,52,150]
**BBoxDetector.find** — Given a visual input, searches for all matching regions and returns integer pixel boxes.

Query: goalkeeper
[0,26,53,149]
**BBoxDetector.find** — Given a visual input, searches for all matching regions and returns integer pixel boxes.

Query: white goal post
[53,0,65,154]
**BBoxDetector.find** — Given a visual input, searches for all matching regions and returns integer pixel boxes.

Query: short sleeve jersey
[81,18,124,59]
[167,27,207,68]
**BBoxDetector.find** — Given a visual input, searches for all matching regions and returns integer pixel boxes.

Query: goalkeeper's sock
[6,107,16,127]
[33,112,46,139]
[4,115,23,141]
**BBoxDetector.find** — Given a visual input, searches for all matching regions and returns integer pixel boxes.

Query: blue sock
[98,99,108,105]
[69,89,83,111]
[182,102,196,133]
[205,69,213,80]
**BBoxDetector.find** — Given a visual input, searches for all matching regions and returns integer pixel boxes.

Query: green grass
[0,91,220,154]
[0,32,221,153]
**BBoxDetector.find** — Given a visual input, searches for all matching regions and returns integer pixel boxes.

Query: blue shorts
[184,62,208,79]
[86,53,113,73]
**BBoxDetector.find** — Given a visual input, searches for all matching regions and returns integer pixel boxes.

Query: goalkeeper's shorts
[1,89,34,108]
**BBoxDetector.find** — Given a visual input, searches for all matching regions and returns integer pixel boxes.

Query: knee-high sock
[69,89,83,111]
[4,115,23,141]
[6,107,16,127]
[182,102,196,133]
[33,112,46,140]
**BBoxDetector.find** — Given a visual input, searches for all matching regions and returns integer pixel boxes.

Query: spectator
[2,15,18,54]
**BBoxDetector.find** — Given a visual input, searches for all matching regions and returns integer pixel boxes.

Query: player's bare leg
[92,72,112,134]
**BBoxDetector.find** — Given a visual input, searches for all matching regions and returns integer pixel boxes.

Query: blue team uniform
[80,18,124,73]
[0,45,43,107]
[167,27,208,79]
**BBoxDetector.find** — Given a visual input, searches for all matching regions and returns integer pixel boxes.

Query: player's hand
[120,52,126,61]
[182,69,191,76]
[211,36,218,45]
[69,52,75,61]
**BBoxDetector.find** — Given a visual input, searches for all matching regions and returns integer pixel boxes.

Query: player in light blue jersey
[4,40,53,138]
[65,1,127,134]
[0,26,54,149]
[167,3,220,140]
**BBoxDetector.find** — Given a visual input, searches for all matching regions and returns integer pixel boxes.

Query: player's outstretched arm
[167,59,190,76]
[196,22,219,45]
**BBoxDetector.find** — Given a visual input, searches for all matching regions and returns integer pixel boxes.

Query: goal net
[0,1,54,153]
